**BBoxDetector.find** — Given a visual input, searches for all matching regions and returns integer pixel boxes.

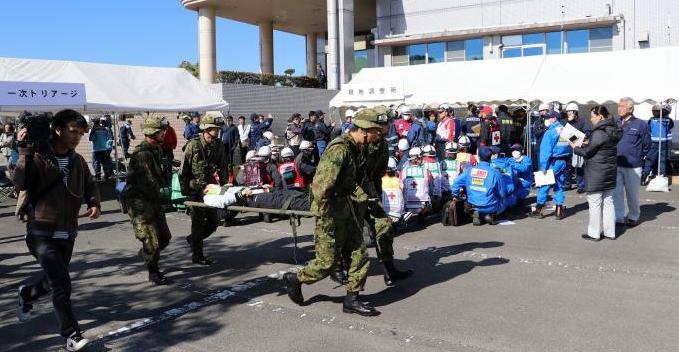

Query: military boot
[342,292,379,316]
[383,261,414,286]
[149,270,172,285]
[282,272,304,305]
[329,267,348,285]
[529,205,545,219]
[554,205,566,220]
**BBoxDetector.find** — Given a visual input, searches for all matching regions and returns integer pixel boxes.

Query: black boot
[282,272,304,305]
[149,270,172,285]
[383,261,414,286]
[529,205,545,218]
[192,255,213,266]
[641,173,649,186]
[342,292,379,316]
[329,267,348,285]
[555,205,566,220]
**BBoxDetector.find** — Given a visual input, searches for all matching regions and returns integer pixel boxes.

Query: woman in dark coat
[571,105,623,241]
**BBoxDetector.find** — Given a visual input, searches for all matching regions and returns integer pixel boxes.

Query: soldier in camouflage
[126,116,173,285]
[283,108,388,317]
[179,112,227,266]
[357,107,414,286]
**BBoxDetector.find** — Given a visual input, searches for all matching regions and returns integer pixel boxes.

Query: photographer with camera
[13,109,101,352]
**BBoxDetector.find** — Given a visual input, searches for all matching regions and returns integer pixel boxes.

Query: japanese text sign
[0,81,86,107]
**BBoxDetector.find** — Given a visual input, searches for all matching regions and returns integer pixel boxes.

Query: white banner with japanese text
[0,81,86,107]
[343,81,404,103]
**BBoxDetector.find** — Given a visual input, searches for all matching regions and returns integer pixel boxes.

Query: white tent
[0,57,228,112]
[330,45,679,108]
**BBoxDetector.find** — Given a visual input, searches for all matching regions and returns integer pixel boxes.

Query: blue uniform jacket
[451,161,506,214]
[648,117,674,142]
[616,116,651,168]
[406,121,426,147]
[89,127,113,152]
[538,122,572,172]
[463,116,481,140]
[249,117,273,149]
[183,122,201,141]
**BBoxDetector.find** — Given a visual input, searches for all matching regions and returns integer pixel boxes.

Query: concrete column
[198,7,217,84]
[338,0,354,85]
[259,21,274,74]
[326,0,339,90]
[306,33,318,77]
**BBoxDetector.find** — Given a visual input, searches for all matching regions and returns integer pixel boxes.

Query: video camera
[17,111,53,148]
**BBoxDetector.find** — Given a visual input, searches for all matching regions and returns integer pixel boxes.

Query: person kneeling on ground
[451,146,507,225]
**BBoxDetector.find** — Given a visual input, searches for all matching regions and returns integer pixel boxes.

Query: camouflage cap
[352,107,389,130]
[200,111,224,129]
[142,116,164,136]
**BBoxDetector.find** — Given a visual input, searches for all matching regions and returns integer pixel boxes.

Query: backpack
[441,197,470,227]
[243,160,270,187]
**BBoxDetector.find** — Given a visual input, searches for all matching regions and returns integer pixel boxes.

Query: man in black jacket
[496,105,514,155]
[314,110,334,157]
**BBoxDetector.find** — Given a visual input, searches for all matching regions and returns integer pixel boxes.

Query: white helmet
[345,109,356,118]
[445,142,458,152]
[397,139,410,151]
[245,150,257,161]
[263,131,274,141]
[538,102,551,111]
[281,147,294,159]
[257,146,272,157]
[408,147,423,160]
[457,135,471,148]
[422,145,435,157]
[300,140,313,150]
[566,103,579,112]
[387,157,398,171]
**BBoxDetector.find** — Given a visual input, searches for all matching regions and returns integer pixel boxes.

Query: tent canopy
[0,57,228,112]
[330,45,679,108]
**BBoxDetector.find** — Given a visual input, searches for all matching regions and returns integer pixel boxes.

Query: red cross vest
[488,120,501,146]
[440,159,461,192]
[400,164,432,209]
[381,175,404,218]
[423,157,442,198]
[436,117,456,142]
[278,161,306,190]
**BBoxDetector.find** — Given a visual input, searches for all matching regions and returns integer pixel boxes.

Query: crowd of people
[5,96,675,351]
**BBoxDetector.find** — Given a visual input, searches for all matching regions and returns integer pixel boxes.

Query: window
[590,27,613,52]
[502,35,521,46]
[409,44,426,65]
[392,46,408,66]
[566,29,589,53]
[503,48,522,58]
[523,33,544,45]
[427,42,445,64]
[465,39,484,61]
[546,31,563,54]
[354,50,368,73]
[502,33,545,58]
[523,47,544,56]
[446,41,465,62]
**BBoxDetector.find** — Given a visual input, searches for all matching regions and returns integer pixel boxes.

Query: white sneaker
[17,285,34,322]
[66,331,90,351]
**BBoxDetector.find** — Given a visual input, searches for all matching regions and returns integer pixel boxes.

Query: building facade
[183,0,679,87]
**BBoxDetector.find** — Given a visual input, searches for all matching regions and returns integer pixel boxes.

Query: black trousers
[23,234,78,338]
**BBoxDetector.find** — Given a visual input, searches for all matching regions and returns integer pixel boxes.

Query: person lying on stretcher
[202,184,311,211]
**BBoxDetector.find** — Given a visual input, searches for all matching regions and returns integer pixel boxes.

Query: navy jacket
[616,116,651,168]
[249,117,273,150]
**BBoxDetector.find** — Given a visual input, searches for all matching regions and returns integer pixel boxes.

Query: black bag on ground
[247,189,310,211]
[441,198,469,226]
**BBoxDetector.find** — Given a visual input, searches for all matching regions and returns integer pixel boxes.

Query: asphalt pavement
[0,184,678,352]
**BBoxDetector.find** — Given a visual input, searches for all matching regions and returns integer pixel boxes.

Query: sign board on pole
[0,81,86,107]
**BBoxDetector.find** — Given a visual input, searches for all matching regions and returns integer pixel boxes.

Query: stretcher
[183,201,313,263]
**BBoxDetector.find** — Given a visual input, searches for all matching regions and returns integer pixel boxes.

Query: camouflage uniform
[296,133,370,293]
[179,115,226,258]
[358,138,395,263]
[126,120,172,272]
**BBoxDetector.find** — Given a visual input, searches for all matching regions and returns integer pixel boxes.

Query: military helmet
[200,111,225,130]
[142,116,164,136]
[352,107,389,130]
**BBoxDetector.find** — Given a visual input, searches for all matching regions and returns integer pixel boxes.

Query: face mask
[403,114,411,121]
[512,150,522,160]
[491,155,498,160]
[544,119,554,128]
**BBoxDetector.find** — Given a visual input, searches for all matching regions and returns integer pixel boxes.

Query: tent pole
[658,100,662,176]
[112,112,120,181]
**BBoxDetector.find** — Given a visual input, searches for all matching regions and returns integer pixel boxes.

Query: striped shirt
[56,155,70,185]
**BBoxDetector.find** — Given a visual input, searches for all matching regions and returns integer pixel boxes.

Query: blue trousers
[644,142,670,176]
[316,140,328,157]
[537,159,567,206]
[575,167,585,190]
